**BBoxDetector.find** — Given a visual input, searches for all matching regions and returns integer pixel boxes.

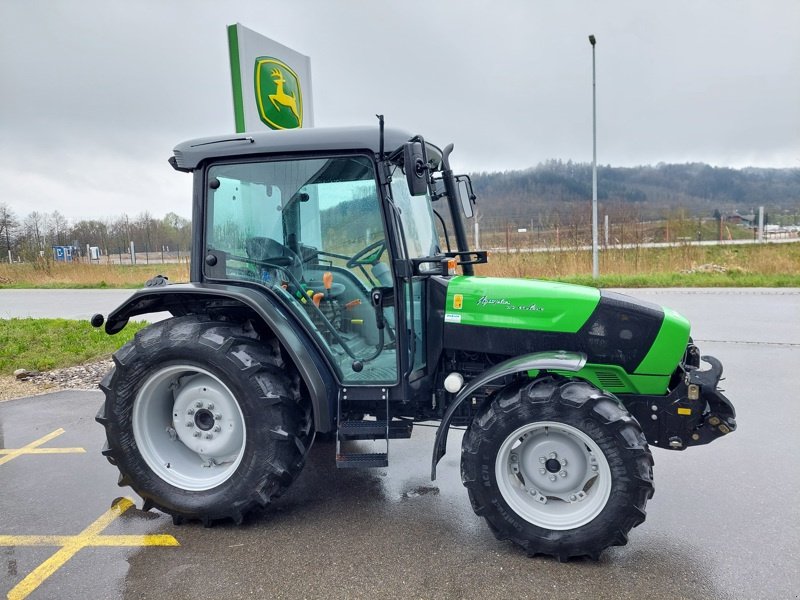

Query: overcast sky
[1,0,798,221]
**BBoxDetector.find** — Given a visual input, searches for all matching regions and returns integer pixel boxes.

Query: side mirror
[403,142,428,196]
[456,179,474,218]
[455,175,476,218]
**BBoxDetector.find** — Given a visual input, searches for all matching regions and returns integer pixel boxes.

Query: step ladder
[335,386,404,469]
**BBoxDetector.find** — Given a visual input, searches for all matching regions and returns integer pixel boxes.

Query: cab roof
[170,126,436,172]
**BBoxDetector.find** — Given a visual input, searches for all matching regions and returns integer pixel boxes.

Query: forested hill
[469,161,800,221]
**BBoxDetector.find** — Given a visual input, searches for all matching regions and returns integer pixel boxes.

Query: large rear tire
[96,315,313,525]
[462,377,654,560]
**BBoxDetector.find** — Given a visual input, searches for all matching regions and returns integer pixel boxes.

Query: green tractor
[94,122,736,560]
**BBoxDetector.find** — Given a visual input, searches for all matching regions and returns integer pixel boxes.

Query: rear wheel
[96,315,313,525]
[462,377,654,560]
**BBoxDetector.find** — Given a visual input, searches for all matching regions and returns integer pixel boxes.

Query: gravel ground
[0,358,110,402]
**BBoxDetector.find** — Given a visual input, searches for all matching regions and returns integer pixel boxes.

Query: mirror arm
[433,209,452,253]
[441,144,474,274]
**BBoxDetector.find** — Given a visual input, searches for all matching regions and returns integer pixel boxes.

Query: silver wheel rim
[495,421,612,530]
[132,365,246,491]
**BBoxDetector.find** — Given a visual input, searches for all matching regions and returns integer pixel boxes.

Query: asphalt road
[0,289,139,320]
[1,289,799,599]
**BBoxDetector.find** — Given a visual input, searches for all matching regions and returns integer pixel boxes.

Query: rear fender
[101,283,337,433]
[431,351,587,479]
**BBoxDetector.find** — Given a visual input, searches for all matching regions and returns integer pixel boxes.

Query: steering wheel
[346,239,386,268]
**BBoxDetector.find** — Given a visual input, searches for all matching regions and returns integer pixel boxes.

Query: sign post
[227,23,314,132]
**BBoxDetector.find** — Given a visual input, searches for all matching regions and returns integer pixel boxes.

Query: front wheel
[461,377,654,560]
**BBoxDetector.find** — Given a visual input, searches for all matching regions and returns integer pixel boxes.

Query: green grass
[2,242,799,289]
[0,262,189,289]
[478,241,800,287]
[558,272,800,288]
[0,318,148,375]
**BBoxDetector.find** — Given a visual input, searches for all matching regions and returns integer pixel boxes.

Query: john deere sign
[227,23,314,132]
[254,57,303,129]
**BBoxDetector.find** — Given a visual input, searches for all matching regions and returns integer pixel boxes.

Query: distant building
[52,245,79,262]
[723,212,756,227]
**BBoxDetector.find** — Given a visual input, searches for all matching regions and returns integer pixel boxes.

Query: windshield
[205,155,390,285]
[389,164,440,259]
[204,154,399,384]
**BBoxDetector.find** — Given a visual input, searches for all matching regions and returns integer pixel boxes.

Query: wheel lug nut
[548,452,557,459]
[187,408,195,416]
[549,474,557,482]
[559,470,567,477]
[207,403,215,410]
[195,401,202,408]
[560,458,567,466]
[213,425,221,433]
[539,457,546,464]
[539,468,546,475]
[205,434,213,440]
[193,431,201,438]
[185,421,193,427]
[214,413,222,420]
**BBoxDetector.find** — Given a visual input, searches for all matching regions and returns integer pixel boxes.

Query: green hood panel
[634,306,690,376]
[442,279,690,383]
[444,276,600,333]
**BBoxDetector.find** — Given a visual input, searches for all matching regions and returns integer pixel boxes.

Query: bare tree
[19,211,50,262]
[49,210,69,246]
[0,203,18,261]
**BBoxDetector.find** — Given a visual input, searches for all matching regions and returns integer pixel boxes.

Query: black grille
[576,291,664,372]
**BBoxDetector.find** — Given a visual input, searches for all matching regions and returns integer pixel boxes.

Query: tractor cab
[183,126,483,392]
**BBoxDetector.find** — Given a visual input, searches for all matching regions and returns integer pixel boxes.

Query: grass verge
[0,318,147,375]
[476,242,800,286]
[2,242,798,289]
[0,262,189,289]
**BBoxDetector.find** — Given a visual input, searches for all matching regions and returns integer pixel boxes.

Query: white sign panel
[227,23,314,132]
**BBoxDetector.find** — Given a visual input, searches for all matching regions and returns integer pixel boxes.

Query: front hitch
[624,354,737,450]
[684,355,737,444]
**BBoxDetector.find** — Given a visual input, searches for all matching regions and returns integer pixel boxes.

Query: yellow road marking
[3,498,179,600]
[0,448,86,455]
[0,428,85,466]
[0,534,179,547]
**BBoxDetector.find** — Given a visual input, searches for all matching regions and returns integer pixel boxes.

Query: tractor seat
[245,237,303,281]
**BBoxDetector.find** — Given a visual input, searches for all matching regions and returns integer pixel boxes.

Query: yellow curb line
[0,429,85,466]
[3,498,179,600]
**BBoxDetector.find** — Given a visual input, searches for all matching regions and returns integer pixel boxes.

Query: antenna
[376,114,385,160]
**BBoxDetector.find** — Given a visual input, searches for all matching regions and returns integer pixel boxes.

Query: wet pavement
[1,289,799,599]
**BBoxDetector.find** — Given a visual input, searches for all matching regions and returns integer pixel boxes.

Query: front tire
[462,377,654,560]
[96,315,313,525]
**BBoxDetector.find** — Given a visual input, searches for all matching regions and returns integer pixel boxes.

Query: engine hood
[441,276,690,378]
[443,276,601,332]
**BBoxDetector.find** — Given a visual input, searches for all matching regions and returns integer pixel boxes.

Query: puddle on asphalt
[401,485,440,499]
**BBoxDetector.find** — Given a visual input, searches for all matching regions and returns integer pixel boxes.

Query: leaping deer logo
[268,68,300,122]
[254,57,303,129]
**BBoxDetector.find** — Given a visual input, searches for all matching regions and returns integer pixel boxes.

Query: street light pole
[589,34,599,279]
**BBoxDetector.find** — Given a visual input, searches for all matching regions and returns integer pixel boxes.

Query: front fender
[100,283,337,433]
[431,351,587,479]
